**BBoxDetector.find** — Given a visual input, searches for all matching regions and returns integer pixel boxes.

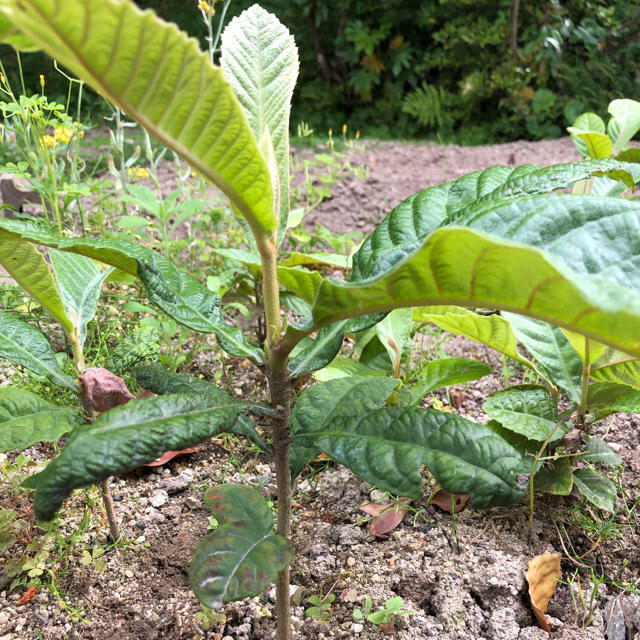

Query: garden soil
[1,138,639,640]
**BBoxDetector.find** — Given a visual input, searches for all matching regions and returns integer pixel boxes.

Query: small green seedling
[366,596,415,630]
[305,593,335,621]
[352,595,372,621]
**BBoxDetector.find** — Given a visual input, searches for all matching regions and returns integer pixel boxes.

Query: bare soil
[1,137,639,640]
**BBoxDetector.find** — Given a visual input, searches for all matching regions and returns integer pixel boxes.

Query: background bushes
[2,0,639,143]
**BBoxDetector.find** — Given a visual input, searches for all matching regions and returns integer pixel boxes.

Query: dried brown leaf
[16,586,37,605]
[359,498,410,538]
[145,446,203,467]
[526,552,562,633]
[430,489,469,513]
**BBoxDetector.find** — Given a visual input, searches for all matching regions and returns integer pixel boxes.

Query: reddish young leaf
[145,445,203,467]
[430,489,469,513]
[80,367,133,413]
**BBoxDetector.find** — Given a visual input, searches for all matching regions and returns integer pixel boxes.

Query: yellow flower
[355,130,360,139]
[342,123,347,135]
[328,128,333,137]
[198,0,214,15]
[42,134,56,149]
[191,171,198,178]
[128,166,150,180]
[73,122,85,139]
[54,126,74,144]
[39,74,44,88]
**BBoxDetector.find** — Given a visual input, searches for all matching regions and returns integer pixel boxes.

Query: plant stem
[578,338,591,427]
[259,235,282,355]
[101,478,121,541]
[269,371,293,640]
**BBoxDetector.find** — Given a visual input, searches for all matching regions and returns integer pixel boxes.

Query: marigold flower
[39,74,44,87]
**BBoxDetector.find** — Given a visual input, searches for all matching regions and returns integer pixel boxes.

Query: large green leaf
[407,357,492,404]
[502,313,583,401]
[0,219,263,363]
[608,99,640,155]
[351,161,638,282]
[0,0,275,239]
[313,356,387,381]
[576,133,612,159]
[190,485,293,609]
[534,459,573,496]
[49,250,112,347]
[0,310,77,391]
[133,365,267,449]
[289,376,398,480]
[591,348,640,389]
[0,387,81,452]
[312,224,640,358]
[304,407,528,508]
[567,113,606,158]
[0,231,71,333]
[220,5,298,245]
[0,8,37,49]
[24,392,249,521]
[482,385,565,442]
[413,305,542,374]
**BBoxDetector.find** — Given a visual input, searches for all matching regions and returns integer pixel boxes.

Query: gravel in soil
[2,138,640,640]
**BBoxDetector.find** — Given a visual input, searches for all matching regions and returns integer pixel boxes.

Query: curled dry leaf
[430,489,469,513]
[145,446,203,467]
[526,552,562,634]
[359,498,410,538]
[16,586,37,605]
[80,367,134,413]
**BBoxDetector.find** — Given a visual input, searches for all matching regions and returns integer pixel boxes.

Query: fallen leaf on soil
[145,446,203,467]
[450,390,466,409]
[16,586,37,605]
[80,367,134,413]
[430,489,469,513]
[359,498,410,537]
[526,552,562,634]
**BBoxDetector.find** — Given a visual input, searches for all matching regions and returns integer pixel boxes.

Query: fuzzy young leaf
[289,376,398,480]
[24,392,250,521]
[0,0,275,238]
[305,407,528,507]
[607,99,640,155]
[49,250,112,348]
[190,485,293,609]
[221,5,298,244]
[0,387,81,452]
[0,310,76,391]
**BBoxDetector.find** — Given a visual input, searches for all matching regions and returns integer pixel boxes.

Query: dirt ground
[1,137,639,640]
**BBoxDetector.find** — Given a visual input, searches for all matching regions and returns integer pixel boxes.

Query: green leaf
[221,5,298,244]
[0,231,72,334]
[1,0,275,238]
[305,407,528,507]
[591,349,640,389]
[503,314,583,401]
[312,223,640,359]
[25,392,249,521]
[313,356,386,381]
[375,308,412,367]
[280,252,350,270]
[608,390,640,415]
[576,133,612,159]
[411,357,492,396]
[586,381,634,408]
[0,220,263,363]
[190,485,293,609]
[561,330,607,365]
[49,250,112,347]
[582,438,622,467]
[567,113,606,158]
[351,161,638,282]
[0,310,77,391]
[116,215,150,230]
[413,306,540,375]
[0,387,81,452]
[289,376,398,480]
[133,365,267,449]
[607,99,640,155]
[534,459,573,495]
[0,8,37,49]
[572,468,616,512]
[483,385,564,442]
